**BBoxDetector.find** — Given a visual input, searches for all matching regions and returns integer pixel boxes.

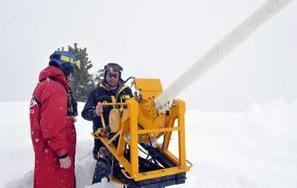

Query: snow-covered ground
[1,99,297,188]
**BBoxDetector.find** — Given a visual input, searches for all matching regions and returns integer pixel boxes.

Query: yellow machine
[91,0,292,186]
[93,78,192,187]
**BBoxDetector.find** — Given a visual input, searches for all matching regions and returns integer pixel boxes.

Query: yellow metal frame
[96,79,191,182]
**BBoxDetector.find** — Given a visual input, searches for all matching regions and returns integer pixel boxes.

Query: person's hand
[95,102,103,116]
[59,156,71,169]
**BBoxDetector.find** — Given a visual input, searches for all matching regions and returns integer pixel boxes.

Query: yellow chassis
[97,98,191,182]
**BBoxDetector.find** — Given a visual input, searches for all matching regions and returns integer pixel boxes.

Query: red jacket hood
[39,66,69,89]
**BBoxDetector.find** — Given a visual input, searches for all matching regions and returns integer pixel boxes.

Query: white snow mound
[1,99,297,187]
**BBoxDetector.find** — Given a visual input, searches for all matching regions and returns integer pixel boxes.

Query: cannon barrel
[154,0,293,112]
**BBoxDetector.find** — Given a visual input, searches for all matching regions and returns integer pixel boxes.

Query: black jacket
[81,81,133,132]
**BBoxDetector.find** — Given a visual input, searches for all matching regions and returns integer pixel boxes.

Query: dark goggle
[107,72,120,78]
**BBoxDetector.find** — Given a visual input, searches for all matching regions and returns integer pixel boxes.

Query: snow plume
[1,99,297,187]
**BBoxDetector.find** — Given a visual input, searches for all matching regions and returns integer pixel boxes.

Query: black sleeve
[123,87,133,98]
[117,87,133,103]
[81,90,97,121]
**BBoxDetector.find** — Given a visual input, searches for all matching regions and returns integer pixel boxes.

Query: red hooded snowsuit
[29,66,76,188]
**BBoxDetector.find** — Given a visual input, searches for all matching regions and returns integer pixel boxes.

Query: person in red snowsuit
[29,51,80,188]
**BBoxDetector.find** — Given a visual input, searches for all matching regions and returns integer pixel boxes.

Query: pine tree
[67,43,95,102]
[94,68,105,86]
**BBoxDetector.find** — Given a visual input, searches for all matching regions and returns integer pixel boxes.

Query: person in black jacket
[81,63,132,183]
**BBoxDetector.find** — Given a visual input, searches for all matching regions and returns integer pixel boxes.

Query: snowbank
[1,99,297,187]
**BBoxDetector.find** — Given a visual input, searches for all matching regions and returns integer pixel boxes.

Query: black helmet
[104,63,123,79]
[49,50,81,76]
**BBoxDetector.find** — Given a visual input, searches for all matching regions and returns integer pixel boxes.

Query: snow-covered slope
[1,99,297,187]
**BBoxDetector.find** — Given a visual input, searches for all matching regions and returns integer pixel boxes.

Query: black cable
[147,134,160,165]
[113,77,135,111]
[115,77,135,101]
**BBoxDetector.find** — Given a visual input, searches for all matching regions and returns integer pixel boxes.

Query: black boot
[92,148,112,184]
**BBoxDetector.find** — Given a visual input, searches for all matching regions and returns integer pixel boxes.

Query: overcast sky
[1,0,296,111]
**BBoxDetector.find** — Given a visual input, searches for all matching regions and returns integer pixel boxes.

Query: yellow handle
[121,169,133,179]
[97,102,107,129]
